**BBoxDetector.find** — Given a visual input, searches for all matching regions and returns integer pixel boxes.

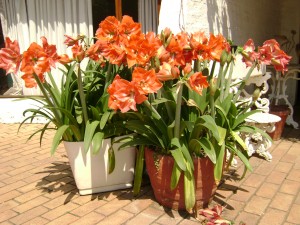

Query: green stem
[233,63,257,103]
[160,88,174,121]
[77,63,88,125]
[193,59,200,72]
[217,64,224,87]
[224,61,234,98]
[104,63,113,91]
[225,151,234,171]
[133,145,145,196]
[143,100,163,121]
[174,82,184,139]
[220,63,230,101]
[209,61,216,80]
[209,92,215,119]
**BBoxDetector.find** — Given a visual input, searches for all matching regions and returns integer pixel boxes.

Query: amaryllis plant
[0,15,291,212]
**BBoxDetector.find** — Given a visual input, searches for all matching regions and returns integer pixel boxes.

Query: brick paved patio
[0,122,300,225]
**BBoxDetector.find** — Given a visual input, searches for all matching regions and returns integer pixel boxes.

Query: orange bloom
[20,74,39,88]
[132,67,162,95]
[0,37,21,74]
[108,75,147,113]
[72,43,85,62]
[58,54,72,64]
[119,15,141,38]
[86,39,107,62]
[95,16,120,42]
[156,62,180,81]
[206,34,230,61]
[20,42,50,87]
[41,36,60,67]
[64,34,85,47]
[242,39,259,67]
[188,72,209,95]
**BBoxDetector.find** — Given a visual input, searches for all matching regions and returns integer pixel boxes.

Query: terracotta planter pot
[268,105,290,141]
[64,136,136,195]
[145,148,217,210]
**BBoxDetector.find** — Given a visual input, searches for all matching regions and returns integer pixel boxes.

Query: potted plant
[0,23,137,195]
[0,15,291,211]
[267,30,296,140]
[99,22,290,212]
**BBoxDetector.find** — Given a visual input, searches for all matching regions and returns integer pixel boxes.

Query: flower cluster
[85,16,231,112]
[0,15,291,111]
[242,39,292,73]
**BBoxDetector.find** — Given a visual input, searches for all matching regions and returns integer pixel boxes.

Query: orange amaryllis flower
[86,39,107,62]
[133,32,160,67]
[108,75,147,113]
[58,54,72,64]
[190,31,208,61]
[132,67,162,95]
[242,39,259,67]
[20,42,50,87]
[125,33,145,67]
[72,43,85,62]
[95,16,120,42]
[156,62,180,81]
[64,34,85,47]
[119,15,141,38]
[41,36,60,67]
[20,74,39,88]
[206,34,230,61]
[188,71,209,95]
[259,39,291,73]
[271,49,291,73]
[0,37,21,74]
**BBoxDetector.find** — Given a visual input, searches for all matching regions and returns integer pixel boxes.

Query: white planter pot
[64,137,136,195]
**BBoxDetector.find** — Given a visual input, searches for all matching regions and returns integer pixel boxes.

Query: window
[92,0,138,34]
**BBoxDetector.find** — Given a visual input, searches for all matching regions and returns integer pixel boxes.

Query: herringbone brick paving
[0,122,299,225]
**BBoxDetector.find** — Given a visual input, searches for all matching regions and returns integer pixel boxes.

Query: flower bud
[209,78,217,96]
[252,88,261,102]
[227,52,232,63]
[220,50,228,66]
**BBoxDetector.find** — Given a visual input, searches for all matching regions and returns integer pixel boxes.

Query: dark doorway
[91,0,138,35]
[0,18,9,95]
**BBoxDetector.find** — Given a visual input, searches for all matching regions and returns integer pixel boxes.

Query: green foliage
[125,51,272,211]
[20,60,132,156]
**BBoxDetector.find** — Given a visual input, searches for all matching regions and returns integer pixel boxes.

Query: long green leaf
[230,130,247,150]
[51,125,70,155]
[189,138,216,164]
[84,121,100,152]
[199,115,221,142]
[108,147,115,174]
[184,162,195,212]
[227,143,252,172]
[170,148,186,171]
[214,142,225,183]
[171,162,182,190]
[237,125,273,143]
[232,109,261,129]
[125,120,161,147]
[133,145,145,196]
[100,111,111,129]
[91,132,104,154]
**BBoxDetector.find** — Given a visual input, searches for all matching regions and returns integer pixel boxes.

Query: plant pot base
[78,183,133,195]
[64,138,136,195]
[145,148,216,211]
[268,105,290,141]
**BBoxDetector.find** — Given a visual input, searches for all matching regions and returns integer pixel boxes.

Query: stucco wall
[159,0,299,49]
